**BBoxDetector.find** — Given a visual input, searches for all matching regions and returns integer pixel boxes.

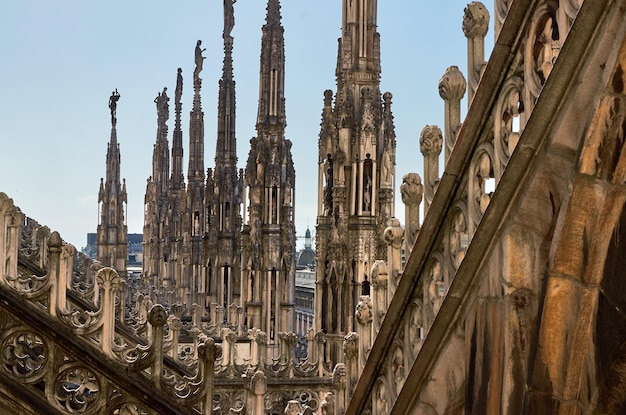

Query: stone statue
[224,0,236,40]
[175,68,183,107]
[108,89,120,125]
[193,40,206,86]
[154,87,169,127]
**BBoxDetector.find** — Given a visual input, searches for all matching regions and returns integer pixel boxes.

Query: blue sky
[0,1,493,249]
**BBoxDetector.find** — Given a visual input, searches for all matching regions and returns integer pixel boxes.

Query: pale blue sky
[0,1,493,249]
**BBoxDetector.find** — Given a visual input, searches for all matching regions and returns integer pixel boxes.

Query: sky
[0,0,494,250]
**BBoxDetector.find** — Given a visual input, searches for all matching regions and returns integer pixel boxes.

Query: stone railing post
[315,331,327,377]
[355,296,373,372]
[59,243,75,310]
[463,1,489,103]
[343,333,359,396]
[166,315,181,359]
[95,267,122,357]
[48,232,63,317]
[420,125,443,216]
[400,173,423,256]
[384,218,404,294]
[199,337,220,415]
[371,261,388,334]
[439,65,467,161]
[148,304,167,388]
[333,363,348,414]
[0,194,22,285]
[251,371,267,415]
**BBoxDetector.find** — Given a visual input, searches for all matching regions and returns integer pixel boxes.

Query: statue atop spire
[154,87,169,129]
[175,67,183,111]
[193,40,206,88]
[224,0,236,42]
[108,89,120,126]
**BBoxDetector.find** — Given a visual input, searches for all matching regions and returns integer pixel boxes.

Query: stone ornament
[462,2,490,38]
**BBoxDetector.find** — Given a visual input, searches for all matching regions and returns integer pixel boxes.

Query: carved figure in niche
[477,153,493,213]
[108,89,120,125]
[450,210,468,269]
[409,299,424,355]
[363,154,373,212]
[375,381,389,415]
[392,345,405,391]
[154,87,169,126]
[536,16,559,83]
[361,275,370,296]
[223,0,236,40]
[381,149,392,187]
[324,154,334,214]
[193,40,206,85]
[175,68,183,106]
[428,261,443,315]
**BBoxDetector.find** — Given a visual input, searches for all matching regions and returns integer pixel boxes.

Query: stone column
[420,125,443,216]
[462,1,489,104]
[438,65,467,162]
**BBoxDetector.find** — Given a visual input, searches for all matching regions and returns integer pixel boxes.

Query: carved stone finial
[401,173,423,206]
[355,296,373,325]
[95,267,121,289]
[438,66,467,101]
[284,400,303,415]
[462,2,490,38]
[49,231,63,250]
[332,363,347,391]
[343,333,359,359]
[148,304,167,327]
[251,370,267,395]
[384,218,404,249]
[324,89,333,106]
[419,125,443,155]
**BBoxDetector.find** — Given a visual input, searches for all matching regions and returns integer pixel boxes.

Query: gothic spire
[171,68,184,190]
[97,90,127,272]
[256,0,286,134]
[188,40,206,183]
[216,0,237,165]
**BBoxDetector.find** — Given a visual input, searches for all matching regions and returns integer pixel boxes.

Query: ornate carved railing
[0,192,344,414]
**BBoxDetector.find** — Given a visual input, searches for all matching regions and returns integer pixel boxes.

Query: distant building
[83,232,143,274]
